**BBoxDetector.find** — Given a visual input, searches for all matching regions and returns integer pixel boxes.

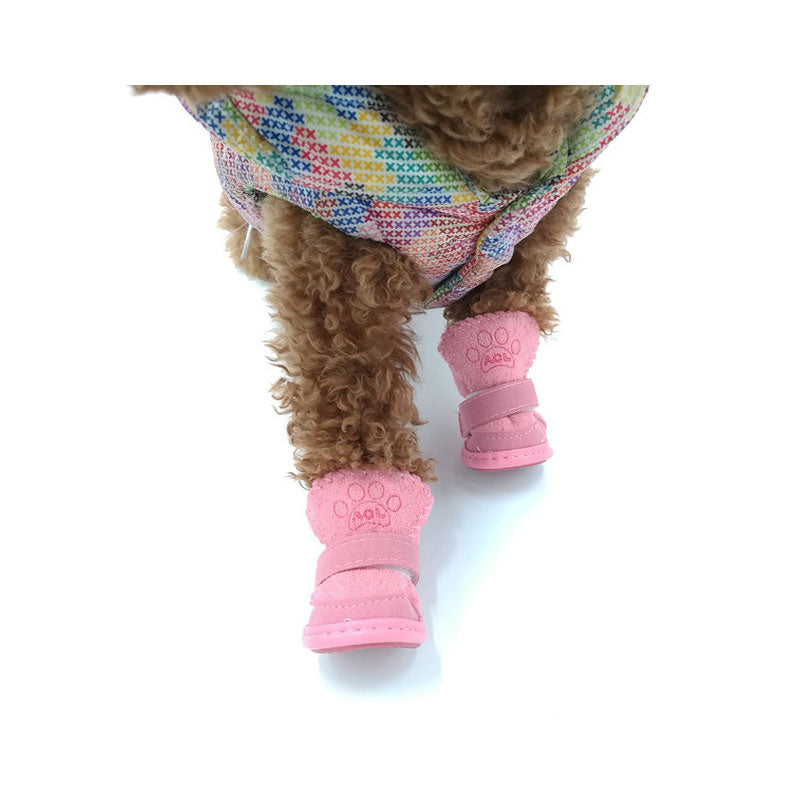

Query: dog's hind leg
[437,171,594,470]
[443,169,594,331]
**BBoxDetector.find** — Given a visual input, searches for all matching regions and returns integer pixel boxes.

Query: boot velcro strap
[458,378,539,438]
[315,533,420,587]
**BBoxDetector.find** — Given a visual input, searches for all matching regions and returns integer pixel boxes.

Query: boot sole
[462,442,553,471]
[302,617,426,653]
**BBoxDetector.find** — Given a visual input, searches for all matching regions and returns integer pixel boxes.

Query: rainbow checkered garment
[181,85,647,307]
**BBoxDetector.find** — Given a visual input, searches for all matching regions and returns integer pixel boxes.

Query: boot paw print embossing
[333,481,403,531]
[465,327,521,373]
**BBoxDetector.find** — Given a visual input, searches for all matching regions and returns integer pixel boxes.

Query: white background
[2,74,799,800]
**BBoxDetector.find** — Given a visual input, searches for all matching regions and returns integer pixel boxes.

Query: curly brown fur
[255,195,435,488]
[444,170,595,332]
[381,86,597,192]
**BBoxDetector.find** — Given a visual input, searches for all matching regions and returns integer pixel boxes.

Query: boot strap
[315,533,420,587]
[458,378,538,438]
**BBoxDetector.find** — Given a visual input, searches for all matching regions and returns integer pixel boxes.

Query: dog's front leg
[259,197,435,652]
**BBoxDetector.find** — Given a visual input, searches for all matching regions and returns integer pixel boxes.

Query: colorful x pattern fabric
[181,85,647,307]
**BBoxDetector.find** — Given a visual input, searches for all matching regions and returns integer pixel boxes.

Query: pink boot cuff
[302,469,433,653]
[438,311,540,395]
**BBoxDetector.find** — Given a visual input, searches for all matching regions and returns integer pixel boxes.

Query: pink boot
[438,311,552,471]
[301,469,433,653]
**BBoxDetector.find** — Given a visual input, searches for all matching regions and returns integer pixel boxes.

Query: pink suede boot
[301,469,433,653]
[438,311,552,471]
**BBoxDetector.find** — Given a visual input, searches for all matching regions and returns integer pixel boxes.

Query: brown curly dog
[135,85,594,487]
